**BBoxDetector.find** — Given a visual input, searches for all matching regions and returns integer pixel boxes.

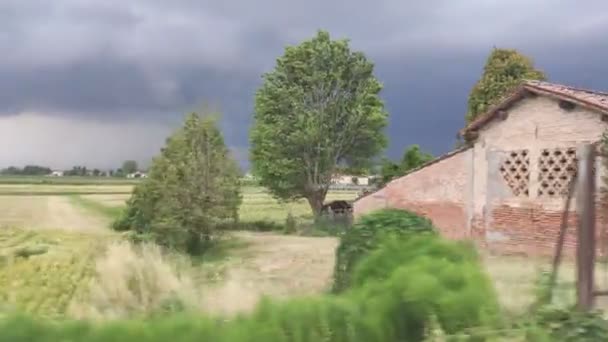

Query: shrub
[332,208,436,293]
[351,235,500,335]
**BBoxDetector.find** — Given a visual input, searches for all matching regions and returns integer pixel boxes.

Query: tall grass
[69,241,202,320]
[0,234,501,341]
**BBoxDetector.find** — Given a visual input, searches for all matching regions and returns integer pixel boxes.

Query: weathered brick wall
[354,148,473,239]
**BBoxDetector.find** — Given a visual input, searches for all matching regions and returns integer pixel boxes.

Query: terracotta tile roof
[461,80,608,136]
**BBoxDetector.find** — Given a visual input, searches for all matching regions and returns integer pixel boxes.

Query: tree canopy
[115,112,242,254]
[0,165,51,176]
[121,160,138,174]
[250,30,388,215]
[466,48,546,124]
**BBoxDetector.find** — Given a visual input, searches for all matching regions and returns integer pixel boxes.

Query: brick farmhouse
[354,81,608,256]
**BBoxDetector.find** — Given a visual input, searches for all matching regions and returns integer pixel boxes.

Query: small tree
[115,112,242,255]
[379,145,433,185]
[466,48,545,124]
[250,30,388,217]
[122,160,138,174]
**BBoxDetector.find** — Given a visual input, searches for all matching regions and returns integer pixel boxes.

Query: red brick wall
[475,200,608,257]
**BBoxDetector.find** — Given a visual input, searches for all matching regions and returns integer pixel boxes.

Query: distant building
[331,174,370,186]
[49,170,64,177]
[126,171,147,178]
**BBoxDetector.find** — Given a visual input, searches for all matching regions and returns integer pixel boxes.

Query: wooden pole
[547,173,578,305]
[576,144,596,311]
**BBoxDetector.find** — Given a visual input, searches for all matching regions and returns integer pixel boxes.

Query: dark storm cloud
[1,0,608,167]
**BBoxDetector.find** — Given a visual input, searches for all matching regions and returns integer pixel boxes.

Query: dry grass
[483,254,608,313]
[69,241,203,320]
[201,232,339,315]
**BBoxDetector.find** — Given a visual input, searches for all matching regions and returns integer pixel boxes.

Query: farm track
[1,195,111,233]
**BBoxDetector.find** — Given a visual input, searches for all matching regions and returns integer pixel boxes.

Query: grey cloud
[2,1,608,167]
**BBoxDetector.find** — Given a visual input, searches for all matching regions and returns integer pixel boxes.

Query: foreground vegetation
[0,215,500,341]
[3,208,604,341]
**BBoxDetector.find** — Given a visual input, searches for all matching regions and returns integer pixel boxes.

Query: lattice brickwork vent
[537,147,577,197]
[499,150,530,197]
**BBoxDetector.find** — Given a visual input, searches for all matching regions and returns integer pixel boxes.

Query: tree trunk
[306,189,327,219]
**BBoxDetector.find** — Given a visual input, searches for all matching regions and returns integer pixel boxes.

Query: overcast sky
[1,1,608,170]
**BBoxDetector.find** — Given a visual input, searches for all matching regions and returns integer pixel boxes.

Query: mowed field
[0,179,351,317]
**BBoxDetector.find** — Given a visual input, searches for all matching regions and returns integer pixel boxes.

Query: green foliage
[379,145,433,185]
[250,30,388,216]
[114,112,242,255]
[527,307,608,341]
[466,48,546,124]
[332,208,436,293]
[0,233,499,342]
[351,235,500,337]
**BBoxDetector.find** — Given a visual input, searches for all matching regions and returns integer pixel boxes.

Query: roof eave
[459,84,608,138]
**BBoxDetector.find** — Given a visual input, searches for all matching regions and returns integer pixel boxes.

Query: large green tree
[115,112,242,254]
[250,30,388,216]
[466,48,546,124]
[379,145,433,185]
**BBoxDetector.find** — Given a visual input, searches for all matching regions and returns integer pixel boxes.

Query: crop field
[0,228,114,317]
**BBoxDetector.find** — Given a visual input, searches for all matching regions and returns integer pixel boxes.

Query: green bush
[351,235,500,335]
[0,233,499,341]
[332,208,436,293]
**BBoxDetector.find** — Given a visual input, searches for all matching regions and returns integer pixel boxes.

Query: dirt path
[202,231,339,315]
[0,195,109,233]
